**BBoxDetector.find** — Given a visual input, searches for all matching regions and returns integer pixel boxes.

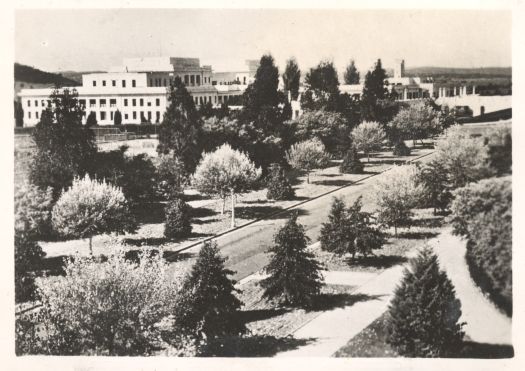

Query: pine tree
[113,109,122,126]
[347,196,384,257]
[387,247,464,357]
[164,198,193,239]
[173,240,246,340]
[14,100,24,127]
[282,57,301,101]
[418,159,452,214]
[157,76,202,174]
[86,111,97,127]
[319,197,353,255]
[266,163,295,201]
[261,212,324,306]
[392,140,411,156]
[360,59,389,122]
[344,59,360,84]
[340,146,364,174]
[15,230,45,303]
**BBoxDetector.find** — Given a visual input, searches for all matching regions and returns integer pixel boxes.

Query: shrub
[387,247,464,357]
[156,152,187,200]
[392,141,411,156]
[164,198,193,239]
[417,159,453,214]
[86,111,97,127]
[14,181,54,239]
[16,251,182,355]
[374,165,424,236]
[172,240,245,343]
[52,175,137,254]
[261,212,324,307]
[15,230,45,303]
[266,163,295,200]
[286,138,331,184]
[339,146,364,174]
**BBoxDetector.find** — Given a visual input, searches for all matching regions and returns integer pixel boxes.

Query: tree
[15,181,54,239]
[434,125,493,188]
[192,144,261,227]
[260,212,323,307]
[113,109,122,126]
[388,101,443,145]
[351,121,386,162]
[17,251,181,355]
[360,59,389,122]
[173,240,245,342]
[15,230,45,303]
[347,196,385,257]
[343,59,360,84]
[340,145,364,174]
[14,100,24,127]
[243,54,281,110]
[164,198,193,239]
[51,175,137,254]
[418,160,452,214]
[156,152,187,200]
[392,141,411,156]
[282,57,301,101]
[294,109,351,155]
[300,61,340,112]
[157,76,202,174]
[387,247,464,357]
[266,163,295,201]
[286,139,331,184]
[374,165,424,236]
[30,88,97,197]
[85,111,97,127]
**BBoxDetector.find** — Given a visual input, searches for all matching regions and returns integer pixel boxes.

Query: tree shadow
[192,217,221,225]
[410,217,444,228]
[199,335,317,357]
[395,231,439,240]
[235,205,286,220]
[240,308,291,323]
[242,199,272,204]
[37,254,109,276]
[344,255,408,269]
[162,251,196,263]
[458,341,514,359]
[123,236,168,247]
[191,206,217,219]
[309,293,383,311]
[311,179,351,187]
[132,202,166,225]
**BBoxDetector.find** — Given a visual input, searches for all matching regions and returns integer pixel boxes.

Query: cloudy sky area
[15,9,511,74]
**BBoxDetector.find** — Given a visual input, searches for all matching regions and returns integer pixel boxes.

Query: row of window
[90,110,162,122]
[26,99,51,108]
[92,79,137,88]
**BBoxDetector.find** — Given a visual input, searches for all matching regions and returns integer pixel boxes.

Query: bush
[15,181,54,239]
[16,251,182,355]
[449,177,512,315]
[172,240,245,343]
[387,247,464,357]
[164,198,193,239]
[392,141,411,156]
[339,146,364,174]
[15,230,45,303]
[261,212,324,307]
[266,163,295,200]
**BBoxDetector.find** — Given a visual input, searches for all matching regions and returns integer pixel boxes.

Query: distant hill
[404,66,511,79]
[14,63,79,87]
[61,70,105,84]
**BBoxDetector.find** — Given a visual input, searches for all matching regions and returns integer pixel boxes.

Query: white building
[18,57,249,126]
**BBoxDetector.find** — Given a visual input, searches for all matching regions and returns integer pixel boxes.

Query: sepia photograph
[5,1,523,369]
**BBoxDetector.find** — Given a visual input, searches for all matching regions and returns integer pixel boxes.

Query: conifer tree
[319,197,353,255]
[282,57,301,101]
[173,240,246,340]
[340,145,364,174]
[86,111,97,127]
[164,198,193,239]
[344,59,360,84]
[266,163,295,201]
[347,196,384,257]
[113,109,122,126]
[387,247,464,357]
[261,212,323,306]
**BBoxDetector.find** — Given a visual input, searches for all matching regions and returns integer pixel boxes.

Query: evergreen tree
[282,57,301,101]
[340,146,364,174]
[300,61,340,111]
[266,163,295,201]
[261,212,324,307]
[30,88,97,197]
[85,111,97,127]
[418,159,452,214]
[387,247,464,357]
[164,198,193,239]
[347,196,384,257]
[343,59,360,84]
[157,76,202,174]
[15,230,45,303]
[14,100,24,127]
[113,109,122,126]
[360,59,389,122]
[319,197,352,255]
[392,140,411,156]
[173,240,246,340]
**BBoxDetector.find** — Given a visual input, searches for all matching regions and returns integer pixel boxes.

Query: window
[184,75,189,85]
[124,99,128,107]
[163,78,167,86]
[190,75,195,85]
[41,100,45,106]
[156,98,160,106]
[150,78,153,86]
[47,100,51,107]
[100,111,106,120]
[27,100,31,107]
[102,80,106,87]
[28,112,31,119]
[110,111,114,120]
[132,80,136,88]
[100,99,106,108]
[147,101,151,107]
[35,100,38,107]
[124,113,128,120]
[194,97,198,104]
[147,111,152,121]
[110,99,116,107]
[36,112,39,119]
[122,80,126,88]
[132,111,137,120]
[196,75,201,85]
[79,99,86,107]
[112,80,116,87]
[90,99,96,107]
[156,111,160,122]
[132,99,136,107]
[93,81,97,87]
[140,98,144,106]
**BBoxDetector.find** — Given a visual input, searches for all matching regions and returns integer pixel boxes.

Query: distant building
[18,57,249,126]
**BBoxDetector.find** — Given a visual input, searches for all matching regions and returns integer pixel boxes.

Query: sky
[15,9,511,74]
